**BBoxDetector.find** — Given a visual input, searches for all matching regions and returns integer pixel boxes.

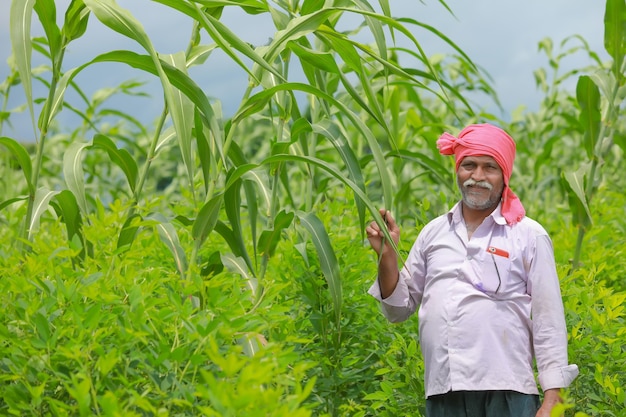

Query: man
[366,123,578,417]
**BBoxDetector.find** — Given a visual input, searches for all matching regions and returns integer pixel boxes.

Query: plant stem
[21,47,66,247]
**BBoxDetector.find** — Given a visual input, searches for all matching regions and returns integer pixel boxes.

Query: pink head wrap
[436,123,525,225]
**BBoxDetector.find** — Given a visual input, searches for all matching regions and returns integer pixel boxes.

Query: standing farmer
[366,123,578,417]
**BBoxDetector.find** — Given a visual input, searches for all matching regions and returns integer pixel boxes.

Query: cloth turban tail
[436,123,526,225]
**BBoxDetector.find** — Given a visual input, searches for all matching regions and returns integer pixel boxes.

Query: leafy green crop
[1,0,625,416]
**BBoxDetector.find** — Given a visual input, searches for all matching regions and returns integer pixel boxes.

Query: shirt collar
[447,201,508,226]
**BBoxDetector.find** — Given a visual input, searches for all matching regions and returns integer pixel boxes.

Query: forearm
[536,388,561,417]
[377,251,399,299]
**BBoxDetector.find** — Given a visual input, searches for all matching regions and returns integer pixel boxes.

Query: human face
[456,155,505,212]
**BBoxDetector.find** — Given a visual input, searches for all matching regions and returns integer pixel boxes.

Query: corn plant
[2,0,484,366]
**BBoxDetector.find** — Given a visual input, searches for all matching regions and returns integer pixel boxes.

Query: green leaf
[0,136,34,193]
[311,119,367,236]
[194,6,284,85]
[389,149,454,192]
[10,0,37,136]
[84,0,204,179]
[162,53,195,197]
[576,75,602,159]
[224,175,255,274]
[46,66,80,127]
[225,153,397,255]
[116,213,141,251]
[90,50,223,159]
[297,211,342,326]
[233,82,393,208]
[287,40,339,73]
[221,253,258,296]
[50,189,91,261]
[50,189,81,243]
[148,213,188,279]
[29,187,59,239]
[604,0,626,79]
[150,0,282,84]
[301,0,325,14]
[263,8,342,66]
[92,134,138,193]
[63,141,90,215]
[34,0,61,62]
[0,197,28,212]
[83,0,152,51]
[258,210,294,257]
[62,0,90,42]
[192,193,224,249]
[563,167,593,227]
[32,312,51,343]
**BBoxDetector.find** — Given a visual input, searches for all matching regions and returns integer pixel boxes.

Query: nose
[471,166,486,180]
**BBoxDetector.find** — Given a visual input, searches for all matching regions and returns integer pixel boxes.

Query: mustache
[463,178,493,190]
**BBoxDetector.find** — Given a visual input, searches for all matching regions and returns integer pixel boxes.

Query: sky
[0,0,607,142]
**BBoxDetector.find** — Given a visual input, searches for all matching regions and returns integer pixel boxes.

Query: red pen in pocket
[487,246,509,258]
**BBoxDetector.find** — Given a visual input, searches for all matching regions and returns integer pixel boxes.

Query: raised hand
[366,209,400,256]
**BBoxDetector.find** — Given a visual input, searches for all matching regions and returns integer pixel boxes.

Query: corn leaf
[148,213,188,279]
[221,253,259,296]
[10,0,37,137]
[604,0,626,79]
[162,52,195,198]
[576,75,602,160]
[192,193,224,250]
[258,210,294,257]
[92,134,138,193]
[0,136,34,194]
[297,211,342,326]
[29,187,58,239]
[33,0,61,62]
[63,141,90,215]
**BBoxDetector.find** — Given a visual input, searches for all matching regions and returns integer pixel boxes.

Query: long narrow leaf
[83,0,201,180]
[10,0,37,137]
[576,75,602,159]
[62,0,90,42]
[192,193,224,249]
[311,119,367,235]
[297,211,342,326]
[33,0,61,62]
[148,213,188,279]
[563,167,593,225]
[233,82,394,208]
[29,188,59,239]
[63,141,90,215]
[605,0,626,79]
[257,210,294,257]
[224,176,255,274]
[221,253,258,296]
[0,137,34,193]
[92,134,139,193]
[0,197,28,212]
[224,153,398,255]
[162,53,195,198]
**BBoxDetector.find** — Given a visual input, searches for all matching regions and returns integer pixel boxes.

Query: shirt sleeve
[528,234,579,390]
[368,238,425,323]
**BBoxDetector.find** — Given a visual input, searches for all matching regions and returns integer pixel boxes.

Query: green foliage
[1,0,625,416]
[0,204,315,416]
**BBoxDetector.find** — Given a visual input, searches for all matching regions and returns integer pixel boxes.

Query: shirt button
[466,255,472,260]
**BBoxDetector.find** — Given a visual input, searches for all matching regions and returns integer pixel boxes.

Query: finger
[383,210,396,228]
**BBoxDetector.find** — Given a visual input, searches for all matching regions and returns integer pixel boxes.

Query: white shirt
[369,202,578,398]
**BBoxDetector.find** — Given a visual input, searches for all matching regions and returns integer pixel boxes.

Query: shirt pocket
[471,245,512,295]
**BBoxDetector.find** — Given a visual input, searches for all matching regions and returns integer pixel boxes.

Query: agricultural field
[1,0,625,416]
